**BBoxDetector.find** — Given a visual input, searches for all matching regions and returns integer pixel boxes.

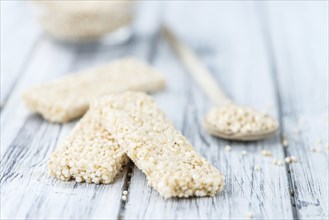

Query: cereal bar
[92,92,224,198]
[48,109,128,184]
[23,58,165,123]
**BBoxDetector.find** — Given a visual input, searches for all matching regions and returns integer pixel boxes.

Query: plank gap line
[256,3,299,220]
[117,29,162,220]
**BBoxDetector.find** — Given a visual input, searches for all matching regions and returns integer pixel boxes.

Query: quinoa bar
[23,58,165,123]
[92,92,224,198]
[48,110,128,184]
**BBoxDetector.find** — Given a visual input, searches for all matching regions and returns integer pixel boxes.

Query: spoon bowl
[203,104,278,141]
[163,26,279,141]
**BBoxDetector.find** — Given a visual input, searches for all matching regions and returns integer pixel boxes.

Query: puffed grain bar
[48,109,128,184]
[92,92,224,198]
[22,58,165,123]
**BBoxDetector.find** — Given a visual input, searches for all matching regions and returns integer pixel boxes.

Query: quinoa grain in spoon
[163,26,278,141]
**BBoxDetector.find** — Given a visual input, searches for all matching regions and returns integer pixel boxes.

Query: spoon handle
[162,26,231,106]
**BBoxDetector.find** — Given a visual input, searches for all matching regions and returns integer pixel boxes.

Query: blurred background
[1,1,328,219]
[1,0,328,108]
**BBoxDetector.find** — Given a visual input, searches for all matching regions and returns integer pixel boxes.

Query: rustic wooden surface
[1,1,328,219]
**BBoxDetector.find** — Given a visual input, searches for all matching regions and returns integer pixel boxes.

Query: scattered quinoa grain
[285,157,292,163]
[277,160,284,166]
[224,145,232,152]
[290,156,297,163]
[261,150,273,157]
[121,195,127,201]
[272,159,278,165]
[247,211,254,219]
[122,190,128,195]
[241,150,248,156]
[254,165,260,171]
[282,137,288,147]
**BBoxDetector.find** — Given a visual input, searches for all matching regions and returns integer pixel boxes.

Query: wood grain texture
[123,2,293,219]
[0,1,42,107]
[1,1,328,219]
[258,2,329,219]
[1,38,76,157]
[0,35,161,219]
[1,1,161,219]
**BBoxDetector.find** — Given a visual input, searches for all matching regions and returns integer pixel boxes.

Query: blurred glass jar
[33,0,134,44]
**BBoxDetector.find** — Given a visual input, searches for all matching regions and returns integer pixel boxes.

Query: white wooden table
[1,1,328,219]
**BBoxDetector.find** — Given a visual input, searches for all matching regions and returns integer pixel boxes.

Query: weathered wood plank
[123,2,293,219]
[258,2,329,219]
[0,1,42,107]
[0,1,164,219]
[0,31,162,220]
[1,38,75,157]
[0,37,131,220]
[0,114,126,219]
[1,1,327,219]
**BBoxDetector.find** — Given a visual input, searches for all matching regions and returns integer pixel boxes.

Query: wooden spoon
[162,26,278,141]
